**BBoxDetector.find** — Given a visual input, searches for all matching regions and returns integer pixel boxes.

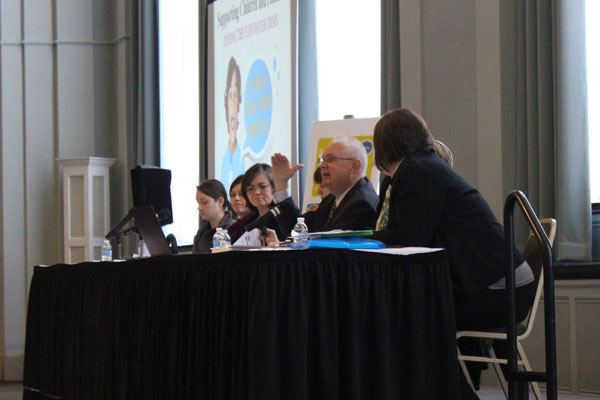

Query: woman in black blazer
[228,163,286,243]
[371,109,536,399]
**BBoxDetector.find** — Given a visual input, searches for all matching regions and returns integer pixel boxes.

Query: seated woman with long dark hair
[229,174,251,219]
[370,109,536,399]
[193,179,235,254]
[227,174,254,239]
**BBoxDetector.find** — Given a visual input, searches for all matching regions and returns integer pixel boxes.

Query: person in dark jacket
[193,179,235,254]
[229,163,286,243]
[229,174,251,219]
[226,174,255,241]
[371,109,536,399]
[313,166,331,200]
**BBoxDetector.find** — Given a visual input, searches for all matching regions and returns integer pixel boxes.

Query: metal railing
[503,190,557,400]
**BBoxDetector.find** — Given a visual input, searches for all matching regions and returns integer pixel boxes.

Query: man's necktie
[376,184,392,231]
[328,201,337,223]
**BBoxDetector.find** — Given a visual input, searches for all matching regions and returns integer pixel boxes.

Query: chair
[457,218,557,399]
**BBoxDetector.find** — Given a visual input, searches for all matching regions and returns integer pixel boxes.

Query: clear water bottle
[138,239,150,258]
[291,217,309,249]
[101,239,112,261]
[212,227,231,249]
[221,229,231,247]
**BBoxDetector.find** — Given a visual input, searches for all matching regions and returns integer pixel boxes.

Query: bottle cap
[216,227,223,232]
[297,217,305,223]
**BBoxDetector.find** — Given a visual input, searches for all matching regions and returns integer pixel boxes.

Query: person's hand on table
[258,228,280,247]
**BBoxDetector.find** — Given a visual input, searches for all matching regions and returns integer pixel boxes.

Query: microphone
[123,225,139,236]
[244,206,281,232]
[105,212,133,241]
[156,208,172,225]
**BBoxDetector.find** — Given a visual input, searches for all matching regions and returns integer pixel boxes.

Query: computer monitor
[129,206,172,256]
[130,165,173,225]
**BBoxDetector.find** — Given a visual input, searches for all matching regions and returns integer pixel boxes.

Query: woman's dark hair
[374,109,435,171]
[241,163,275,210]
[313,167,322,185]
[224,57,242,128]
[196,179,230,211]
[228,174,245,219]
[229,174,245,195]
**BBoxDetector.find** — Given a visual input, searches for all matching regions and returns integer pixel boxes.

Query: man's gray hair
[333,136,367,176]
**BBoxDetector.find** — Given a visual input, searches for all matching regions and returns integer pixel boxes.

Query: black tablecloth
[23,248,459,399]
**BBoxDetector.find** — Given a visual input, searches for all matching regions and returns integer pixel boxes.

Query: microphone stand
[166,233,178,254]
[114,233,123,260]
[105,212,133,259]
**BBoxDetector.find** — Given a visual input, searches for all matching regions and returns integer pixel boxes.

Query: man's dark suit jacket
[372,149,524,300]
[275,177,379,235]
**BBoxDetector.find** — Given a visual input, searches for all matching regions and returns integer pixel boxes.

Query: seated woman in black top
[227,174,255,240]
[229,174,252,219]
[371,109,536,399]
[193,179,235,254]
[229,163,286,243]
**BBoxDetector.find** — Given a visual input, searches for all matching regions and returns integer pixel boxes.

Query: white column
[58,157,116,263]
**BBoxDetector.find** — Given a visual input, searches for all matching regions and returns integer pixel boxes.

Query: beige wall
[399,0,504,216]
[0,0,133,380]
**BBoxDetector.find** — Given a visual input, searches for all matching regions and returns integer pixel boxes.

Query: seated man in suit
[271,137,379,235]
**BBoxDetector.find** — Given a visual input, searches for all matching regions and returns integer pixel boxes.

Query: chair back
[518,218,557,338]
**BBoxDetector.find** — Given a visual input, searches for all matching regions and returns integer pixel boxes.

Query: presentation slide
[209,0,296,191]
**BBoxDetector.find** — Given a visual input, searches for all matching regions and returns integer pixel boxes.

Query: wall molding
[0,35,130,47]
[0,354,24,381]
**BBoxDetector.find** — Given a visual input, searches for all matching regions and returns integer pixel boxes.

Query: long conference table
[23,247,460,399]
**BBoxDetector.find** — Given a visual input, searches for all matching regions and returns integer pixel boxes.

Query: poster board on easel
[302,117,380,213]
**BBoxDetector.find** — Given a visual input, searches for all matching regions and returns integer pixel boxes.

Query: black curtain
[24,249,459,399]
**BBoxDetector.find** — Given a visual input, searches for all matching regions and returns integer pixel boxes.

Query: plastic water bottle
[138,239,150,258]
[291,217,309,249]
[212,228,223,249]
[221,229,231,247]
[212,227,231,249]
[101,239,112,261]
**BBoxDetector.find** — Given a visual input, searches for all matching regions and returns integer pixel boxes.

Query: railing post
[503,190,557,400]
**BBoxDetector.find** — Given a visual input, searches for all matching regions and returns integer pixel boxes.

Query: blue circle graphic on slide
[243,59,272,155]
[362,140,373,155]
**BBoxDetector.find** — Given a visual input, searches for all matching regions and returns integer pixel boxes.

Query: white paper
[357,247,443,255]
[233,228,262,247]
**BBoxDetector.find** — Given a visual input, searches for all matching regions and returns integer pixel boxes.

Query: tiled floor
[0,383,22,400]
[1,382,598,399]
[478,386,600,399]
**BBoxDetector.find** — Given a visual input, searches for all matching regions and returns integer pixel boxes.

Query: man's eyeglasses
[318,155,355,165]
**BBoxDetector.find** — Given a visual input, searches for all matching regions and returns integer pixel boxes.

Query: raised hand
[271,153,304,191]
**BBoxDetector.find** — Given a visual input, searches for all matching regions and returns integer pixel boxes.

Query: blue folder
[307,237,385,249]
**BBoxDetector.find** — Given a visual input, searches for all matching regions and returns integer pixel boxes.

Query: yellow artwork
[311,135,375,197]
